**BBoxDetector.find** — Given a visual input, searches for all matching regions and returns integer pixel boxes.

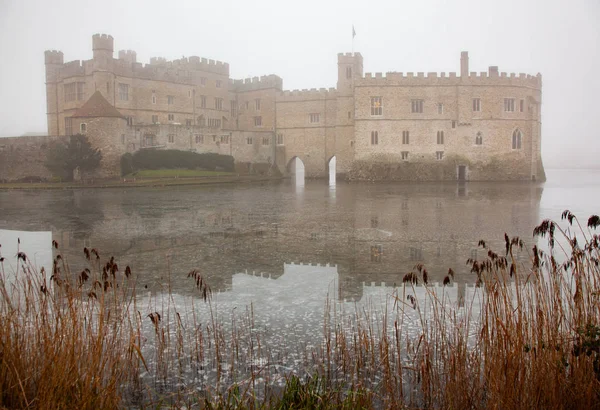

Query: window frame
[436,130,444,145]
[80,123,87,134]
[254,116,262,127]
[402,130,410,145]
[309,113,320,123]
[512,129,522,150]
[370,130,379,145]
[473,98,481,112]
[504,98,515,112]
[371,96,383,116]
[118,83,129,101]
[411,99,424,113]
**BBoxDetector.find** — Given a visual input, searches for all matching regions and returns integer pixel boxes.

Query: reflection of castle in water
[0,181,543,301]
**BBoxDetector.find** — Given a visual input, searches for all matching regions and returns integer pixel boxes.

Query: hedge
[121,150,234,175]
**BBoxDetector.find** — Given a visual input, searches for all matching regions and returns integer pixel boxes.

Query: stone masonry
[1,34,544,181]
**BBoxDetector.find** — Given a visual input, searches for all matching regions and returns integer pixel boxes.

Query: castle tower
[44,50,64,135]
[92,34,114,68]
[460,51,469,78]
[337,52,363,95]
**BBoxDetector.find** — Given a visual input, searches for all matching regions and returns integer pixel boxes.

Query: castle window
[215,98,223,110]
[411,99,424,113]
[121,134,125,144]
[230,100,237,117]
[371,131,379,145]
[262,137,270,146]
[409,246,422,261]
[216,80,222,88]
[504,98,515,112]
[118,84,129,101]
[452,120,456,129]
[402,131,410,145]
[473,98,481,112]
[64,117,72,136]
[152,115,158,124]
[437,130,444,144]
[247,136,253,145]
[519,99,524,112]
[475,132,483,145]
[126,116,134,126]
[167,95,174,105]
[76,82,84,101]
[401,151,409,161]
[80,123,87,134]
[255,99,261,111]
[168,114,175,121]
[371,97,383,116]
[437,103,444,114]
[371,216,379,228]
[436,151,444,160]
[346,66,352,79]
[200,77,206,86]
[309,113,320,123]
[152,94,156,104]
[371,245,383,263]
[245,101,249,110]
[186,119,192,126]
[220,135,229,144]
[208,118,222,128]
[254,116,262,127]
[64,82,85,103]
[195,134,204,144]
[168,134,175,143]
[277,134,284,145]
[512,129,522,150]
[197,115,206,127]
[200,95,207,109]
[188,90,192,98]
[348,111,351,120]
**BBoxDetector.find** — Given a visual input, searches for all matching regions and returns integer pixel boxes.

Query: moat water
[0,168,598,398]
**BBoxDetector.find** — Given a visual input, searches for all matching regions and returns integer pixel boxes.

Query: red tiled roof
[71,91,124,118]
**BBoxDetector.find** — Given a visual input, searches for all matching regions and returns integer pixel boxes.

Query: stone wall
[0,136,69,182]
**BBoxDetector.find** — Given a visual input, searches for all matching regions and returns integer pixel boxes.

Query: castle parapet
[277,87,337,101]
[44,50,64,65]
[118,50,137,64]
[357,69,541,88]
[146,55,229,75]
[231,74,283,92]
[61,60,85,77]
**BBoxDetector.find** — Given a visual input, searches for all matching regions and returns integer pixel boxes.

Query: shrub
[120,153,134,176]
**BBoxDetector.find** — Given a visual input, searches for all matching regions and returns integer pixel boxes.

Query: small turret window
[475,132,483,145]
[346,66,352,79]
[80,123,87,133]
[371,97,383,116]
[437,130,444,145]
[371,131,379,145]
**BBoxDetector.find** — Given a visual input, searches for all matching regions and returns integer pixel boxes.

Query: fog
[0,0,598,168]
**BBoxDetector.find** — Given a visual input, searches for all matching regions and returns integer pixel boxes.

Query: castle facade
[1,33,544,182]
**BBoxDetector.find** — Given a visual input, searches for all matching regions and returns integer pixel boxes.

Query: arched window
[512,129,522,150]
[197,115,206,127]
[475,131,483,145]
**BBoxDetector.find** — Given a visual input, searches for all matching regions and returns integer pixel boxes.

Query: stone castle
[0,33,544,181]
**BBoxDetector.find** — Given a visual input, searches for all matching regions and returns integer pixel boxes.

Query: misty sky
[0,0,598,168]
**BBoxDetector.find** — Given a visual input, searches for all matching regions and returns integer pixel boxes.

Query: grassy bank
[124,168,235,179]
[0,174,282,190]
[0,212,599,408]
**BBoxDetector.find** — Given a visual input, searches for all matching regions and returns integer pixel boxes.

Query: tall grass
[0,211,599,408]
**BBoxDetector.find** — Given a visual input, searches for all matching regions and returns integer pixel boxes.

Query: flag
[352,25,356,39]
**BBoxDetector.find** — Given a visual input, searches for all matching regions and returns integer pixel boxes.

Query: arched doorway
[287,156,305,186]
[327,155,336,186]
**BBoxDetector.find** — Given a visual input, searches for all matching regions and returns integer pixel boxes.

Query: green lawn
[125,169,235,178]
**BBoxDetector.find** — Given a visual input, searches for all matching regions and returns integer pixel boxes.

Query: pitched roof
[71,91,124,118]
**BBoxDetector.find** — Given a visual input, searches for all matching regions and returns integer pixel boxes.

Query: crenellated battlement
[337,52,363,63]
[146,55,229,75]
[61,60,85,77]
[357,69,541,88]
[230,74,283,92]
[277,87,337,101]
[118,50,137,64]
[44,50,64,65]
[92,33,114,51]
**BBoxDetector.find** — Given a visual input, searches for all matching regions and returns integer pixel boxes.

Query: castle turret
[337,52,363,95]
[92,34,114,67]
[460,51,469,78]
[44,50,64,135]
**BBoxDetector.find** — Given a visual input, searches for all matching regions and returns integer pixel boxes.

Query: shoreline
[0,175,285,190]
